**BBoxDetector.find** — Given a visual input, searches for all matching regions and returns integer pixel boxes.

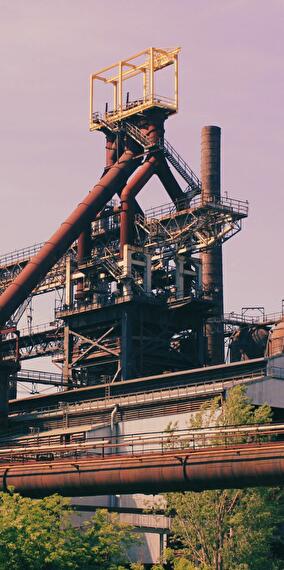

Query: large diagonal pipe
[76,134,123,301]
[120,155,159,256]
[0,148,140,327]
[77,133,144,300]
[119,115,184,256]
[77,133,117,267]
[119,154,185,256]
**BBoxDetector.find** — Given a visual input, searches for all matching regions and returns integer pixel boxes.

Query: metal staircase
[162,139,201,192]
[124,122,201,193]
[7,296,33,327]
[101,248,122,281]
[124,122,152,148]
[91,117,201,194]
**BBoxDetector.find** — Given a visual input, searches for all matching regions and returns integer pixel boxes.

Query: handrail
[162,138,201,189]
[0,242,45,268]
[142,193,249,222]
[19,321,63,338]
[12,369,66,386]
[0,421,282,463]
[11,367,266,418]
[224,312,283,325]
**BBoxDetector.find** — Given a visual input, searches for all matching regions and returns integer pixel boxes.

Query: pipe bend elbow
[120,155,159,204]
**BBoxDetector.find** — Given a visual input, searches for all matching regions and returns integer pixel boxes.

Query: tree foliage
[0,493,137,570]
[163,386,284,570]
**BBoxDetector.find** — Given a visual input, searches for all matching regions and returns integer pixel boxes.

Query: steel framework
[0,48,251,421]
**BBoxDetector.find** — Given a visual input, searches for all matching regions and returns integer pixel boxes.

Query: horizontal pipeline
[1,442,284,498]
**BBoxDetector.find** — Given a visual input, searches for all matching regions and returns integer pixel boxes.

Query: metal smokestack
[201,125,224,364]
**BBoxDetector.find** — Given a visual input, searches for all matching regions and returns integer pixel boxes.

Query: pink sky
[0,0,283,320]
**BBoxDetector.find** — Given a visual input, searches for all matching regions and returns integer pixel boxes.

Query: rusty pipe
[104,134,143,216]
[105,134,117,170]
[120,155,159,257]
[78,133,118,274]
[76,133,120,301]
[76,226,93,301]
[2,443,284,498]
[119,117,165,257]
[0,149,139,327]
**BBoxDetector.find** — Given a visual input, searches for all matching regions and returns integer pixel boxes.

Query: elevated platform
[89,47,180,131]
[9,358,266,415]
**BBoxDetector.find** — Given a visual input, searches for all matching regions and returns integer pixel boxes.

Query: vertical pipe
[119,155,158,257]
[149,48,154,103]
[76,132,117,301]
[121,308,133,380]
[76,226,92,301]
[118,61,123,112]
[105,135,115,170]
[143,71,147,102]
[174,56,178,111]
[119,116,162,257]
[63,257,73,386]
[201,126,224,365]
[89,75,93,127]
[113,81,117,112]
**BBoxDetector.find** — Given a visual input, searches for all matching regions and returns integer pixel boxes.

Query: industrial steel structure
[0,48,250,409]
[0,49,283,531]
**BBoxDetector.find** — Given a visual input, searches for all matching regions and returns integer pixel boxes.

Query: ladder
[162,139,201,191]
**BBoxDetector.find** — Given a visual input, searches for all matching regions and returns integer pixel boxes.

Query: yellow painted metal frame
[89,47,181,131]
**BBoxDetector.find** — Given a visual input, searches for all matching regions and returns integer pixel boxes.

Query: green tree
[0,493,138,569]
[83,507,138,569]
[163,386,284,570]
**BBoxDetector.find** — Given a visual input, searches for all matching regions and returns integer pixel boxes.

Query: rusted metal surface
[120,156,158,255]
[201,126,224,365]
[1,439,284,498]
[230,326,269,361]
[267,320,284,357]
[105,134,117,170]
[76,133,119,301]
[0,148,139,327]
[119,117,186,255]
[120,119,161,255]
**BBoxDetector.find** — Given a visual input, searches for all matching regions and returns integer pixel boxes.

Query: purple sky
[0,0,283,320]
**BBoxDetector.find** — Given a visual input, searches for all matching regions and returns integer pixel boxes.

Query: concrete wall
[246,355,284,407]
[72,407,198,564]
